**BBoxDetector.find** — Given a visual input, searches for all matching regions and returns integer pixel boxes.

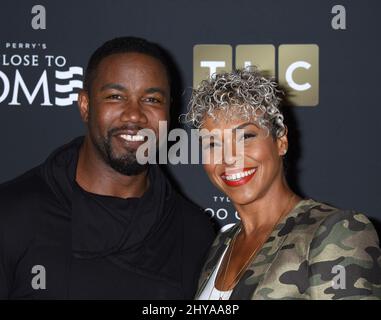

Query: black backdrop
[0,0,380,232]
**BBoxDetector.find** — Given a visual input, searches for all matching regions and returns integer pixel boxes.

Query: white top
[197,246,233,300]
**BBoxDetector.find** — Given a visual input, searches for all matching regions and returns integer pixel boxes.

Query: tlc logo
[193,44,319,106]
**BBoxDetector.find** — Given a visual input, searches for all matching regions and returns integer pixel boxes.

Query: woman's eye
[241,133,257,140]
[202,142,213,150]
[203,141,221,150]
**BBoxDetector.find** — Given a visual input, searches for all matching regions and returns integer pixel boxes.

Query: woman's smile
[220,167,257,187]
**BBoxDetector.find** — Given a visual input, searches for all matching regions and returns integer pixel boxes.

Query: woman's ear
[277,125,288,156]
[78,90,90,123]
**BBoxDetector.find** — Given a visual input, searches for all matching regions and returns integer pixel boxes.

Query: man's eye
[144,97,161,103]
[106,94,122,100]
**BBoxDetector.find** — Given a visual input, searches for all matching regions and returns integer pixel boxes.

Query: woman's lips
[220,167,257,187]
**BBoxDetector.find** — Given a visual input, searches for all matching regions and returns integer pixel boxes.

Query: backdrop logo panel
[0,42,83,107]
[193,44,319,106]
[278,44,319,106]
[205,195,240,228]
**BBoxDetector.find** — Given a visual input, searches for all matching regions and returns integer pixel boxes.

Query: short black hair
[83,36,172,92]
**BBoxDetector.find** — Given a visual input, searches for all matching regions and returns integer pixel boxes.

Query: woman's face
[201,113,288,205]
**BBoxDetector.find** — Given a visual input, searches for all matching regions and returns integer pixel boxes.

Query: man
[0,37,214,299]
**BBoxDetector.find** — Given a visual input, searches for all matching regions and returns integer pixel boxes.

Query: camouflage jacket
[195,199,381,300]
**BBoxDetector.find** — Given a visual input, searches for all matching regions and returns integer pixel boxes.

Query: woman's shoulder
[302,200,381,299]
[298,199,380,261]
[292,199,376,237]
[280,199,380,259]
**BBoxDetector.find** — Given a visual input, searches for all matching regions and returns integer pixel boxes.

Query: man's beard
[90,129,148,176]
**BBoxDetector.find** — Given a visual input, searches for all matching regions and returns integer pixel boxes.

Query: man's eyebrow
[100,83,126,91]
[145,87,167,95]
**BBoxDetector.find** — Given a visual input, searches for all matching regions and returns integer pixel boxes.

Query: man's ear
[277,125,289,156]
[78,90,90,123]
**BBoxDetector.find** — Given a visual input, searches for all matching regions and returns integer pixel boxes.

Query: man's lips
[220,167,257,187]
[119,133,145,142]
[112,129,145,141]
[113,131,147,148]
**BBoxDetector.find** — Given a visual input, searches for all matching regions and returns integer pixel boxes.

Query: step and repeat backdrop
[0,0,380,231]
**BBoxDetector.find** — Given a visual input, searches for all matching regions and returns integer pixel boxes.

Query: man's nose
[120,100,147,124]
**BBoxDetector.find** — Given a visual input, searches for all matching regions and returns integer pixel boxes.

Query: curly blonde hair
[184,66,286,138]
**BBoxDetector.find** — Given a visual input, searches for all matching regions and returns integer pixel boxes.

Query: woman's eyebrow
[232,122,258,132]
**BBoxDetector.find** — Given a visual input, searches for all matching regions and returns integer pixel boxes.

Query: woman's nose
[223,141,237,165]
[222,135,244,167]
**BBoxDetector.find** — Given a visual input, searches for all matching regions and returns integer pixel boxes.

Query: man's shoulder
[171,191,215,238]
[172,192,207,219]
[0,165,46,221]
[0,165,43,197]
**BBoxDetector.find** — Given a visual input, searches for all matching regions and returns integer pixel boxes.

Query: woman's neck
[234,178,301,237]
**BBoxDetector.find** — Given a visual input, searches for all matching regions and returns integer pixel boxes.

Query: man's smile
[113,132,147,150]
[119,133,145,142]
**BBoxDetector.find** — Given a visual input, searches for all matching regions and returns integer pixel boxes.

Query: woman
[185,67,381,300]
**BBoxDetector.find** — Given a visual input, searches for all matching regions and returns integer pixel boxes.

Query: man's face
[78,52,170,175]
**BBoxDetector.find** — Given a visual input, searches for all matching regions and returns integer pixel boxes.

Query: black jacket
[0,137,214,299]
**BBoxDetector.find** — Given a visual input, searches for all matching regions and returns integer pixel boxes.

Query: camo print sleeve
[307,210,381,299]
[195,200,381,300]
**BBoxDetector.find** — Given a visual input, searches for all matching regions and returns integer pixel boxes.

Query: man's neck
[75,136,149,199]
